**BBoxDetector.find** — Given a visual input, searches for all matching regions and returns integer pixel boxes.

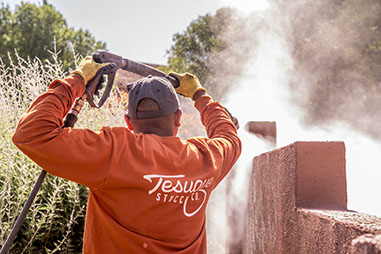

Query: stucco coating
[246,121,276,145]
[243,142,298,254]
[352,234,381,254]
[296,142,347,209]
[297,209,381,253]
[243,141,381,254]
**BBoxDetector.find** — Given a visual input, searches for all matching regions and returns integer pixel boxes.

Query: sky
[2,0,268,64]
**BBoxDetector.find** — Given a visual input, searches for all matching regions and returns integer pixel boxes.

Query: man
[12,56,241,253]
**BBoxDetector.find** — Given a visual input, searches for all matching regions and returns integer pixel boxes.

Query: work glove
[71,56,110,84]
[168,72,206,100]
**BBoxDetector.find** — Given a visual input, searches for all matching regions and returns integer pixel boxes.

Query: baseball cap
[127,75,180,119]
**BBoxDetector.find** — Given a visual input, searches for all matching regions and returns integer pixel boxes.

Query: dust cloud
[282,0,381,139]
[204,0,381,253]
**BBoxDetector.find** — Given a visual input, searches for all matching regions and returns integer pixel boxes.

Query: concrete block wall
[352,234,381,254]
[243,141,381,254]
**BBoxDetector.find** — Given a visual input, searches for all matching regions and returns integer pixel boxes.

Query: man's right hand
[168,72,206,101]
[71,56,110,84]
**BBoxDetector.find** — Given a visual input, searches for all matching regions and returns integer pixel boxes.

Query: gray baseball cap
[127,75,180,119]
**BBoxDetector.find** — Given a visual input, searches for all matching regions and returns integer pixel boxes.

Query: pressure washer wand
[0,96,87,254]
[92,50,240,129]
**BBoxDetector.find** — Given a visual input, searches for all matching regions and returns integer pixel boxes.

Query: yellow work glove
[168,72,206,100]
[71,56,110,84]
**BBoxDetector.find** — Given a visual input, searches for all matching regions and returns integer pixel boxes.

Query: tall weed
[0,52,126,253]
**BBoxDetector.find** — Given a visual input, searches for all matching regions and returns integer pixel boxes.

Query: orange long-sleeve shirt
[12,74,241,253]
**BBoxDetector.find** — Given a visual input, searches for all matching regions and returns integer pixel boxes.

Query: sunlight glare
[220,0,270,14]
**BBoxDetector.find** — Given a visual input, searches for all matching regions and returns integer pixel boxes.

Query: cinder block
[246,121,276,145]
[243,141,381,254]
[352,234,381,254]
[243,142,298,254]
[297,209,381,253]
[243,142,346,253]
[295,142,347,210]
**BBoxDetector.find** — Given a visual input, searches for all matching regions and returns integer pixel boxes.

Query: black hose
[0,170,47,254]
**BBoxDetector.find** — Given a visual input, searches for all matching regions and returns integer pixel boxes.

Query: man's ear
[125,114,134,130]
[174,109,182,128]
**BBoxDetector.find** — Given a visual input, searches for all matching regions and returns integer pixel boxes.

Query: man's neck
[135,127,174,137]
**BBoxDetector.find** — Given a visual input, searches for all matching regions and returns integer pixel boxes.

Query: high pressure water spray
[1,50,239,253]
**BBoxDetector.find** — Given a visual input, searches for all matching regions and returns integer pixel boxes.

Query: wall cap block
[299,208,381,233]
[352,234,381,254]
[294,141,347,210]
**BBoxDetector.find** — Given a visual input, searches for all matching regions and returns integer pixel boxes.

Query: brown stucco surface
[297,209,381,253]
[352,234,381,254]
[246,121,277,145]
[243,141,381,254]
[243,142,298,254]
[296,142,347,209]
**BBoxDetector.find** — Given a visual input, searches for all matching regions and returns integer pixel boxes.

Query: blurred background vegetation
[0,52,91,253]
[0,1,105,70]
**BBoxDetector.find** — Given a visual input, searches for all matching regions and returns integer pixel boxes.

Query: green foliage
[0,2,105,71]
[164,8,254,101]
[165,9,228,83]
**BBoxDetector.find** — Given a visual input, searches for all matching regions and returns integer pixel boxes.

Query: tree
[166,10,226,84]
[164,7,256,101]
[0,2,105,70]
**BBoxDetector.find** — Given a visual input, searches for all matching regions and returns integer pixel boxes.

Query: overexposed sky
[3,0,268,64]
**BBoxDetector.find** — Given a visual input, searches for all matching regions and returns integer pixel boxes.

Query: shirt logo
[143,174,214,217]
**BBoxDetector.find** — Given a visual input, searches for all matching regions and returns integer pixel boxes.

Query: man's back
[12,73,241,253]
[83,130,218,253]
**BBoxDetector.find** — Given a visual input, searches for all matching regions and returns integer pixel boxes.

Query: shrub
[0,51,129,253]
